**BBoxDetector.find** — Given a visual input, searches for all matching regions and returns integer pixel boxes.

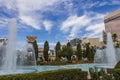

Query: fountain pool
[0,64,97,75]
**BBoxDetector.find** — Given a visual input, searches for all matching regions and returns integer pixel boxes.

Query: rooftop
[104,9,120,20]
[26,36,37,43]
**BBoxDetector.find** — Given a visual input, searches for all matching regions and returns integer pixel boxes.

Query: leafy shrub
[113,69,120,80]
[0,69,87,80]
[115,61,120,69]
[89,68,113,80]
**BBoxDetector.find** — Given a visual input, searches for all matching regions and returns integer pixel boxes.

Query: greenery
[76,43,82,60]
[66,42,73,60]
[103,30,107,44]
[115,61,120,69]
[114,61,120,80]
[43,41,49,61]
[89,68,113,80]
[58,42,73,61]
[113,69,120,80]
[0,69,87,80]
[89,46,95,62]
[112,33,117,42]
[33,40,38,60]
[55,41,61,59]
[47,61,68,65]
[37,60,68,65]
[85,43,90,60]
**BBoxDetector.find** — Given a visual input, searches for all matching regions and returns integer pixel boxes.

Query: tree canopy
[43,41,49,61]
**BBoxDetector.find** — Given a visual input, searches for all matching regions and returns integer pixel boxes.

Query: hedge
[0,69,87,80]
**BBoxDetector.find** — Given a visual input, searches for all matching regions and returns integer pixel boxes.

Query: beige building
[71,37,101,51]
[89,38,101,47]
[104,9,120,37]
[82,37,101,47]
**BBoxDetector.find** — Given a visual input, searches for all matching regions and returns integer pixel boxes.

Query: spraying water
[106,32,117,67]
[94,32,118,68]
[2,18,17,70]
[0,18,37,75]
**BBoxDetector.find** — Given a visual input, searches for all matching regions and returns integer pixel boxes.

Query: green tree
[85,43,90,60]
[66,42,73,60]
[76,43,82,60]
[67,42,71,47]
[43,41,49,61]
[58,45,67,58]
[103,30,107,44]
[58,43,73,61]
[112,33,117,42]
[89,46,95,62]
[55,41,61,59]
[33,40,38,61]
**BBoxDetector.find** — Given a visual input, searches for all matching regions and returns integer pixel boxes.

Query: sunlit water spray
[2,18,17,71]
[94,32,118,68]
[0,19,36,75]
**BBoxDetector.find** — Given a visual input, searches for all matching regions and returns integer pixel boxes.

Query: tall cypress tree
[33,40,38,61]
[43,41,49,61]
[66,42,73,60]
[89,46,95,62]
[86,43,90,60]
[55,41,61,58]
[77,43,82,60]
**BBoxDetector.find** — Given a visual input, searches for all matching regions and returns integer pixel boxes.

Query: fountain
[0,18,36,75]
[106,32,117,67]
[1,18,119,76]
[94,32,119,68]
[2,18,17,71]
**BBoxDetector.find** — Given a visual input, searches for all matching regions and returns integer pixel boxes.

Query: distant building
[0,38,7,46]
[104,9,120,37]
[82,37,89,44]
[89,38,101,47]
[48,50,56,61]
[26,36,37,44]
[70,38,81,46]
[82,37,101,48]
[37,48,44,61]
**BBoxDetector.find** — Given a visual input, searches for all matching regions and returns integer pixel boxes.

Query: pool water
[0,64,99,75]
[36,64,95,72]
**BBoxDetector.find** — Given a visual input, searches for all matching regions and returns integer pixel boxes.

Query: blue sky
[0,0,120,49]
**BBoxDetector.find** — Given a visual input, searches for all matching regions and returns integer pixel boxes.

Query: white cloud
[43,20,52,32]
[0,0,64,30]
[17,0,61,30]
[61,14,91,38]
[38,42,56,49]
[86,23,104,31]
[98,1,120,7]
[86,23,105,37]
[19,16,40,30]
[61,11,106,39]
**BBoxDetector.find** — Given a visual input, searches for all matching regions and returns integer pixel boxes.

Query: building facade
[104,9,120,37]
[82,37,101,48]
[70,38,81,46]
[48,50,56,61]
[37,48,44,61]
[26,36,37,44]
